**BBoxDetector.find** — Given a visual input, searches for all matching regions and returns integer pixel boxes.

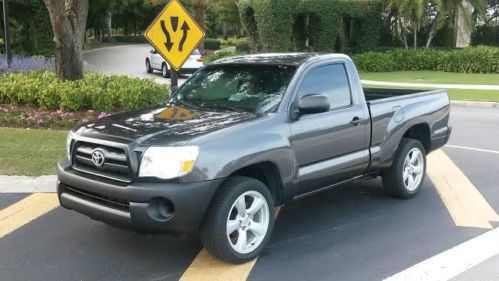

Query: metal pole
[170,66,178,93]
[2,0,12,68]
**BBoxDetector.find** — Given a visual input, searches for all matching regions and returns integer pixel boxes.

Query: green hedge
[0,72,169,112]
[220,37,249,46]
[238,0,382,52]
[204,38,222,50]
[353,46,499,73]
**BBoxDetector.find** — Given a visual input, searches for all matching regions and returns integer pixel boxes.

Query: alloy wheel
[226,190,270,254]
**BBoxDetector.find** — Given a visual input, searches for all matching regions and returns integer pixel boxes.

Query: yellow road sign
[144,0,205,71]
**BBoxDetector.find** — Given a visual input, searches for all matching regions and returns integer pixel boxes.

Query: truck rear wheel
[382,138,426,198]
[200,176,275,264]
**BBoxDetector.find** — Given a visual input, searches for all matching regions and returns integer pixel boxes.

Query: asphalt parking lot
[1,106,498,281]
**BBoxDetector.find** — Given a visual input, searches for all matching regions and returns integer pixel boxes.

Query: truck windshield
[171,64,297,113]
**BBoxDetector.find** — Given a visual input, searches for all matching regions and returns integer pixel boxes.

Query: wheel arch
[226,162,284,206]
[402,123,431,153]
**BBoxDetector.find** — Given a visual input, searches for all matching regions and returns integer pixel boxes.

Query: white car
[145,49,204,78]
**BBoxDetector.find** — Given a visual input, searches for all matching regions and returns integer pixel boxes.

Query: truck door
[290,62,370,195]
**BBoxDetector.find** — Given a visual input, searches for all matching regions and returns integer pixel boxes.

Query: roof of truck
[211,53,317,66]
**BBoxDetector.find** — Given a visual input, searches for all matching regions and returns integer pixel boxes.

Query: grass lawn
[359,71,499,85]
[0,128,67,176]
[360,71,499,102]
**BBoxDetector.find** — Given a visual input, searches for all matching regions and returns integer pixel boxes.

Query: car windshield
[171,64,297,113]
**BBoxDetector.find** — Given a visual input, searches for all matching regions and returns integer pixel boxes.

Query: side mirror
[150,49,157,54]
[297,93,330,115]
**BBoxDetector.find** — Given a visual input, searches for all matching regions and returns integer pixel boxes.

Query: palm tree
[388,0,486,48]
[389,0,430,48]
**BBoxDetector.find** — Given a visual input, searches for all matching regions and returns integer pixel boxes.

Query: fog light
[148,198,175,222]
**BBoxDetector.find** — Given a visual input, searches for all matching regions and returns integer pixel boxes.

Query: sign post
[144,0,205,93]
[170,67,178,90]
[2,0,12,68]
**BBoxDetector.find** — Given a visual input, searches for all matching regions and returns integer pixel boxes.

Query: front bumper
[178,67,200,74]
[57,159,222,234]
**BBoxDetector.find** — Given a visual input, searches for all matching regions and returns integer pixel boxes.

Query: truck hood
[75,104,260,145]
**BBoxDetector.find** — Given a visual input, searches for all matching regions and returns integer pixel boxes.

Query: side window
[297,64,352,110]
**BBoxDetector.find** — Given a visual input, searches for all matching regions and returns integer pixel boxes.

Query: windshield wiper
[173,100,201,109]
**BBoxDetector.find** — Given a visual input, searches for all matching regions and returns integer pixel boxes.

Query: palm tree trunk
[455,0,472,48]
[413,21,417,49]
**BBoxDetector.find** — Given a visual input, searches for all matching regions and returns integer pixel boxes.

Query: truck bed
[363,88,429,102]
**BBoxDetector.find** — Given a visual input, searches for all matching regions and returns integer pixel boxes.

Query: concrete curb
[451,100,499,109]
[0,175,57,193]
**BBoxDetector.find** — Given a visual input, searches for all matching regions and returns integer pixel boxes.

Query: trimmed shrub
[236,41,251,52]
[0,71,169,112]
[204,38,222,50]
[353,46,499,73]
[351,52,396,72]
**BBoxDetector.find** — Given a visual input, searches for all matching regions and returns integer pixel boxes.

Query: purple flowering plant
[0,55,55,76]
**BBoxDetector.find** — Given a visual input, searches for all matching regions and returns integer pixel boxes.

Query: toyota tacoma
[57,53,451,264]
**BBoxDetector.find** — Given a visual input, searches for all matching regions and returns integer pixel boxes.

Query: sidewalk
[0,175,56,193]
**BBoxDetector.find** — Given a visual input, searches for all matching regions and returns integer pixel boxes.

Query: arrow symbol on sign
[160,20,174,51]
[179,21,190,52]
[171,16,179,32]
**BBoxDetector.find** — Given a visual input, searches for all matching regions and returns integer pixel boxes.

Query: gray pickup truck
[57,53,451,263]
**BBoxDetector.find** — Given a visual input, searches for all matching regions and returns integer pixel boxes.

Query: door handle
[350,117,362,126]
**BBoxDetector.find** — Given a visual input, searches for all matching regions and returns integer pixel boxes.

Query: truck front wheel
[200,176,275,264]
[382,138,426,198]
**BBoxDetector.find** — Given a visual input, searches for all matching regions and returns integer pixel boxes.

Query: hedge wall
[238,0,382,53]
[352,46,499,73]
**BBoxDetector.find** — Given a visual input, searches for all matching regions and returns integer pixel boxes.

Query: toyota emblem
[91,150,105,167]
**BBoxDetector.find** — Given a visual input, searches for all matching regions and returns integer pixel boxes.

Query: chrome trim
[60,193,131,220]
[72,165,131,183]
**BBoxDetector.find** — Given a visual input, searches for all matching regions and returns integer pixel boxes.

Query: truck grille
[61,184,130,212]
[72,141,132,183]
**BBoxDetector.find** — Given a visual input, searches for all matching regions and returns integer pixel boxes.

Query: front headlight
[66,131,75,159]
[139,146,199,180]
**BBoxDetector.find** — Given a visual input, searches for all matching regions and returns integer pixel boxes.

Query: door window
[297,64,352,110]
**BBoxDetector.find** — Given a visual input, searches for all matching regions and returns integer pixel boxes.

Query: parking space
[0,106,498,281]
[0,194,28,210]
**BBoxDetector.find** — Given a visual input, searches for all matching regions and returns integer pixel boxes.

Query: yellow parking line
[427,150,499,229]
[0,193,59,238]
[180,207,281,281]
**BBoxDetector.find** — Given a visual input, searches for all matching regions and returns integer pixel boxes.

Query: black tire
[382,138,426,199]
[161,63,170,78]
[200,176,275,264]
[145,59,153,73]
